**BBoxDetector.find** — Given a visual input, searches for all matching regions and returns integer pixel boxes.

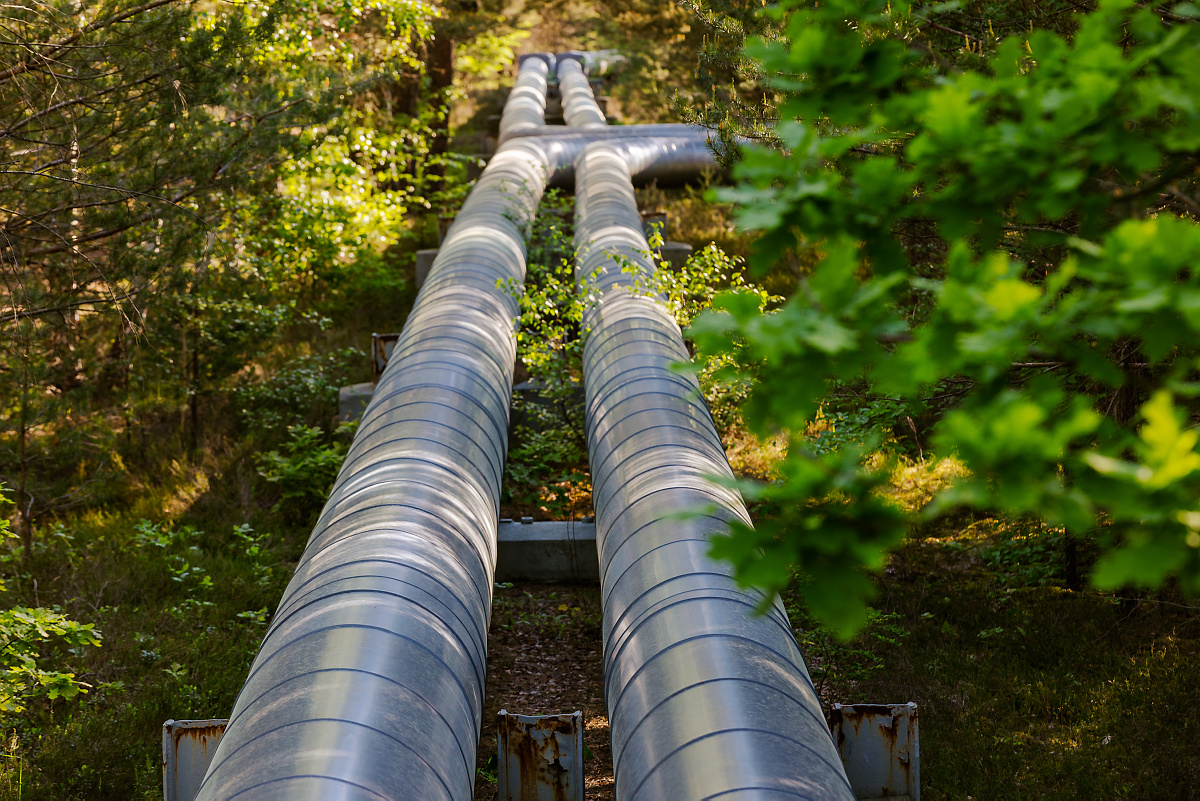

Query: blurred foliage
[692,0,1200,636]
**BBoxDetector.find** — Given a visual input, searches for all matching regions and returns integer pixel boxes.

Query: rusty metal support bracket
[163,719,227,801]
[830,703,920,800]
[497,710,584,801]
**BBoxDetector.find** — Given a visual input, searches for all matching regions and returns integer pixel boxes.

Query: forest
[2,0,1199,797]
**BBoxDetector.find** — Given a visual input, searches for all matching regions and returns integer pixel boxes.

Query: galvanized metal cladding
[557,52,608,129]
[574,142,855,800]
[194,78,557,801]
[499,53,550,141]
[197,51,850,801]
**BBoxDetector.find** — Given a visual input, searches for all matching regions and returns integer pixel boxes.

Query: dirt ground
[473,582,614,801]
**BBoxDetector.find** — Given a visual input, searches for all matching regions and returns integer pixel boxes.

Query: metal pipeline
[537,132,715,188]
[505,123,702,142]
[557,55,607,129]
[197,53,830,801]
[499,53,552,143]
[196,85,717,801]
[574,142,854,800]
[194,127,558,801]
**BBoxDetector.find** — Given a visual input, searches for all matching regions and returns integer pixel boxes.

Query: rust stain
[172,723,226,751]
[831,704,916,799]
[499,711,581,801]
[164,720,227,800]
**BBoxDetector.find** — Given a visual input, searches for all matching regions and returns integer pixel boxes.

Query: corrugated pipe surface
[557,54,607,129]
[506,122,702,142]
[194,121,557,801]
[539,133,716,188]
[499,53,552,142]
[574,142,855,800]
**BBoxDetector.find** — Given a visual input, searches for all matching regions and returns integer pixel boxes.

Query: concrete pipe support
[574,142,855,801]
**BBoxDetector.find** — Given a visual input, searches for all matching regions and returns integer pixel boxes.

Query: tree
[690,0,1200,635]
[0,0,452,552]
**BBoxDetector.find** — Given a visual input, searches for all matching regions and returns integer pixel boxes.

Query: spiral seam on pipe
[195,59,559,801]
[197,52,830,801]
[558,54,608,128]
[574,141,854,800]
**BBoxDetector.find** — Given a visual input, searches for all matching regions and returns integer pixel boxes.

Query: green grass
[784,518,1200,799]
[0,412,318,798]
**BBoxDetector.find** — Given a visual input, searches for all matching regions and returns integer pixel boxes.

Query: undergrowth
[783,513,1200,799]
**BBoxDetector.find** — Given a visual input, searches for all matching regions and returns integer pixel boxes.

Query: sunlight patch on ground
[164,462,210,517]
[885,456,970,513]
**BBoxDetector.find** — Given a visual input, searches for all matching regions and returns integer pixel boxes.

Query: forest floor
[472,583,613,801]
[2,7,1199,801]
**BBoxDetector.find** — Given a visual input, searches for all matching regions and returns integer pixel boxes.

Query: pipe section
[557,56,607,129]
[197,53,742,801]
[537,131,716,188]
[195,135,558,801]
[499,53,552,142]
[574,142,854,801]
[505,122,699,141]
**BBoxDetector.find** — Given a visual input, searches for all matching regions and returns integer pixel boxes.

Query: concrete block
[436,216,454,246]
[338,382,375,423]
[495,520,598,582]
[658,241,693,272]
[641,210,667,241]
[415,249,438,287]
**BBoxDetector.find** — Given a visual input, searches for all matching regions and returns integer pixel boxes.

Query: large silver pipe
[499,53,552,143]
[557,54,607,129]
[538,132,715,188]
[505,122,700,141]
[195,131,558,801]
[195,128,724,801]
[574,142,854,800]
[197,50,789,800]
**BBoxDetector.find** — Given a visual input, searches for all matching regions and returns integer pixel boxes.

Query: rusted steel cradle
[574,141,854,800]
[195,55,718,800]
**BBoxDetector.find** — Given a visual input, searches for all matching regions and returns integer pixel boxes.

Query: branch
[0,0,183,85]
[1163,184,1200,218]
[0,170,208,226]
[1,290,137,323]
[0,71,167,138]
[922,21,986,44]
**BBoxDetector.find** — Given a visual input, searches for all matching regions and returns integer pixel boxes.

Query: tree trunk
[426,23,455,195]
[190,346,199,452]
[1064,532,1080,590]
[17,378,32,562]
[180,322,188,451]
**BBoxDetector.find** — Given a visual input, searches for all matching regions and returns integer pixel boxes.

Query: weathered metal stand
[830,703,920,800]
[162,720,226,801]
[496,710,585,801]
